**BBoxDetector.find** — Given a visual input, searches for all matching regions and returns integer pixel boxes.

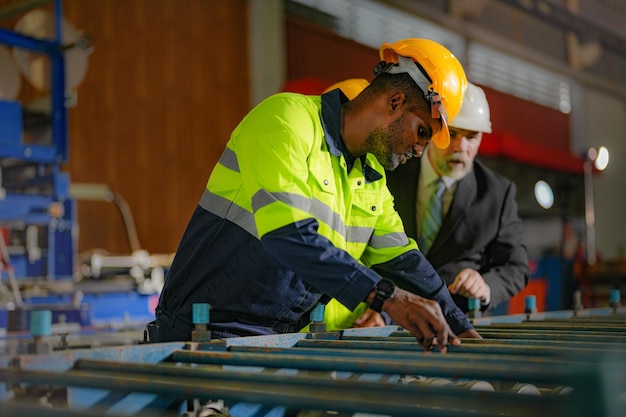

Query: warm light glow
[586,147,597,161]
[595,146,609,171]
[534,180,554,209]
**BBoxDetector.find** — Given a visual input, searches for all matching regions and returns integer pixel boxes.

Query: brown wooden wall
[286,17,378,85]
[2,0,250,255]
[3,2,574,257]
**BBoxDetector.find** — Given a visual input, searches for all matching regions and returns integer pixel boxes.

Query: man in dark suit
[384,83,529,313]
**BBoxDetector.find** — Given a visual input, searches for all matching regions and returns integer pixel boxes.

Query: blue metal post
[51,0,67,163]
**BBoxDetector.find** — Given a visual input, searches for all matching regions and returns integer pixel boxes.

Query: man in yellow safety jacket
[152,38,481,352]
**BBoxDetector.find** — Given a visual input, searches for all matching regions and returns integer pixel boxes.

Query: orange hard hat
[376,38,467,149]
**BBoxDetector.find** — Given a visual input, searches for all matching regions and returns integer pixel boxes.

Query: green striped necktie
[418,178,445,255]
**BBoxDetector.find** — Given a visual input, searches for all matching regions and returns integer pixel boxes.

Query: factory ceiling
[380,0,626,98]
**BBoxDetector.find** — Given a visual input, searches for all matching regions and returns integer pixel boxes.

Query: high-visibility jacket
[299,299,371,332]
[155,90,472,340]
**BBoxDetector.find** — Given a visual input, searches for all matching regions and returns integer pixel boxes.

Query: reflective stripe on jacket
[157,91,472,338]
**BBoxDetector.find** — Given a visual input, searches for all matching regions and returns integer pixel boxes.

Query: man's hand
[448,268,491,303]
[354,309,386,328]
[381,287,460,353]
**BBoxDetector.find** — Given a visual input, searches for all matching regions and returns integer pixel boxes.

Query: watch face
[376,279,395,298]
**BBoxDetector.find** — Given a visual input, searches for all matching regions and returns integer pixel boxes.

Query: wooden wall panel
[286,16,378,85]
[2,0,250,255]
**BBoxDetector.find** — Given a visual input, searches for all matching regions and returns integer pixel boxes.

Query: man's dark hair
[354,72,430,114]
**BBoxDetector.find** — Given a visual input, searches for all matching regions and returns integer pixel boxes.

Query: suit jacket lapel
[391,158,421,240]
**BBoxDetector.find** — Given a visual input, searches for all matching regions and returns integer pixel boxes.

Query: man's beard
[441,152,472,180]
[364,130,395,170]
[364,114,406,171]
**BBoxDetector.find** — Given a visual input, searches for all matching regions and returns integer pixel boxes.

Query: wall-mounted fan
[12,8,91,94]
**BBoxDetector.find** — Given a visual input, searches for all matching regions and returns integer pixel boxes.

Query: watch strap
[370,279,395,313]
[370,292,386,313]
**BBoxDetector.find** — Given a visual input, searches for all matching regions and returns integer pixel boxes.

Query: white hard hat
[449,82,492,133]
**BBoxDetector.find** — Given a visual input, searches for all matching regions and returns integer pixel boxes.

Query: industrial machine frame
[1,0,164,334]
[0,306,625,417]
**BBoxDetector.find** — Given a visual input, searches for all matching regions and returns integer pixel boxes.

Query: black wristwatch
[370,279,396,313]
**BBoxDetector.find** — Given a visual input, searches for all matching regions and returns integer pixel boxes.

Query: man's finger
[416,322,436,351]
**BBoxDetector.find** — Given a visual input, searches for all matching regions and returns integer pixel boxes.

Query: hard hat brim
[432,116,450,149]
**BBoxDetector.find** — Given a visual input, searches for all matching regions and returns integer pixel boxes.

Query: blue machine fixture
[0,0,173,334]
[0,0,81,331]
[0,0,72,281]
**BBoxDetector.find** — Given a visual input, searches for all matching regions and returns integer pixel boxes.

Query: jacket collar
[321,90,383,183]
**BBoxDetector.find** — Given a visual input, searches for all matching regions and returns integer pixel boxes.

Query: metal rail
[0,309,624,417]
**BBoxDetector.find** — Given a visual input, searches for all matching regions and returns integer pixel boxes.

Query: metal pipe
[0,229,23,307]
[168,349,600,386]
[73,357,550,397]
[584,157,597,265]
[237,342,615,361]
[475,323,626,332]
[111,191,141,253]
[0,367,570,417]
[51,0,67,164]
[69,183,141,253]
[73,358,591,413]
[472,330,626,343]
[0,402,123,417]
[474,327,625,335]
[461,307,624,326]
[385,329,626,343]
[340,335,624,350]
[231,344,564,365]
[546,317,626,324]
